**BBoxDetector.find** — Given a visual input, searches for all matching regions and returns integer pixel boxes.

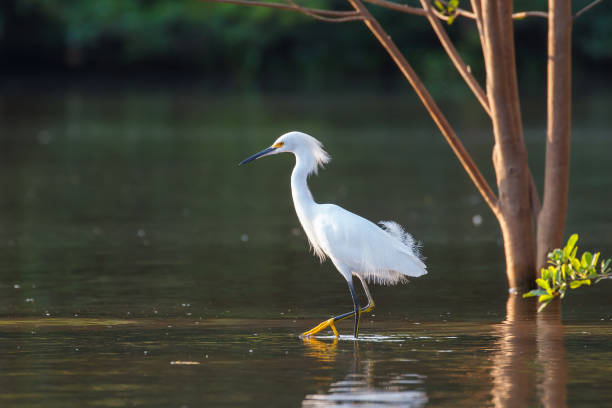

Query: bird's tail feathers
[360,269,410,286]
[378,221,425,262]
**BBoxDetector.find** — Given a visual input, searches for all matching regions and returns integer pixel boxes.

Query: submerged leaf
[538,300,552,312]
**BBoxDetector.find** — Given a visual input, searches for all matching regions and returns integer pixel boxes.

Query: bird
[239,131,427,338]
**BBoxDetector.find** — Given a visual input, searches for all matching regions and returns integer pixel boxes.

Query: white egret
[239,131,427,338]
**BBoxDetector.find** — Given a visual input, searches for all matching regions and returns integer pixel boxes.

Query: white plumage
[239,131,427,337]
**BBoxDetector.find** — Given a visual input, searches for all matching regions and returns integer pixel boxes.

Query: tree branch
[419,0,490,116]
[200,0,361,19]
[537,0,573,268]
[574,0,603,20]
[363,0,477,19]
[285,0,365,22]
[470,0,488,59]
[513,11,548,19]
[365,0,547,21]
[363,0,427,16]
[347,0,500,213]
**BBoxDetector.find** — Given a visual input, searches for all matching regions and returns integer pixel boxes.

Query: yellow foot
[301,317,339,338]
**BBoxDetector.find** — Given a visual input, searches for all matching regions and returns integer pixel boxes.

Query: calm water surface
[0,86,611,407]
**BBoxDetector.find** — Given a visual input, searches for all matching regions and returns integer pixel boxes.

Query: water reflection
[536,303,568,408]
[302,338,427,407]
[491,295,568,408]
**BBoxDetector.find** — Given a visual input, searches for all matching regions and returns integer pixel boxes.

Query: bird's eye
[273,141,284,148]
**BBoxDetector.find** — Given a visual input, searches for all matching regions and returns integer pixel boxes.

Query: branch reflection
[491,295,568,408]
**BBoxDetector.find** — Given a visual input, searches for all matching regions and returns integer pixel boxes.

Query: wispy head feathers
[308,135,331,175]
[282,131,330,176]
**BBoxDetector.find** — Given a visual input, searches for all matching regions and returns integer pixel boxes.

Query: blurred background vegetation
[1,0,610,93]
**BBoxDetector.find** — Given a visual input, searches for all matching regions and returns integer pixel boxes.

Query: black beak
[238,147,276,166]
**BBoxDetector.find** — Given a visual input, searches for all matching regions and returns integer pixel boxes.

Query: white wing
[310,204,427,285]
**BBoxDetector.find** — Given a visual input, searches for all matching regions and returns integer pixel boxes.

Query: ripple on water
[308,334,411,343]
[303,390,428,407]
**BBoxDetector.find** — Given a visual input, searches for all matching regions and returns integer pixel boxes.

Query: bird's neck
[291,153,316,216]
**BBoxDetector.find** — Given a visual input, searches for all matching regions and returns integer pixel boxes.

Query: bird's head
[239,131,330,174]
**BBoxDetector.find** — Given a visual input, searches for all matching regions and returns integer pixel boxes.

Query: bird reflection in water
[491,295,568,408]
[301,337,427,407]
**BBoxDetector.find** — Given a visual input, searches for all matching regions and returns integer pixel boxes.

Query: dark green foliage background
[0,0,611,90]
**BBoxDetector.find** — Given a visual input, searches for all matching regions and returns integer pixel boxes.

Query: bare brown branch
[419,0,490,116]
[513,11,548,19]
[285,0,365,22]
[200,0,358,18]
[537,0,573,268]
[365,0,547,21]
[363,0,427,16]
[363,0,477,19]
[482,0,537,289]
[574,0,603,19]
[430,0,477,19]
[347,0,499,213]
[470,0,489,83]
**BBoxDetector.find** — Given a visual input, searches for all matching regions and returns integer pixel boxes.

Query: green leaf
[592,252,600,267]
[536,278,551,292]
[538,294,554,302]
[434,0,445,11]
[569,279,591,289]
[527,234,609,310]
[446,14,456,25]
[523,289,547,298]
[565,234,578,256]
[570,246,578,261]
[602,258,611,274]
[581,251,592,268]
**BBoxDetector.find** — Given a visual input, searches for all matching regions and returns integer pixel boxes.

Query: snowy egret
[239,131,427,338]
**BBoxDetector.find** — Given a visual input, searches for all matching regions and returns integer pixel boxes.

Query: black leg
[347,278,361,338]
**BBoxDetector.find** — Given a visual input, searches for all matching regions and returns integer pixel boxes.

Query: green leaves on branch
[523,234,612,312]
[433,0,460,25]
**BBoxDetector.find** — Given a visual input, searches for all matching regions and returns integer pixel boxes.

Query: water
[0,85,611,406]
